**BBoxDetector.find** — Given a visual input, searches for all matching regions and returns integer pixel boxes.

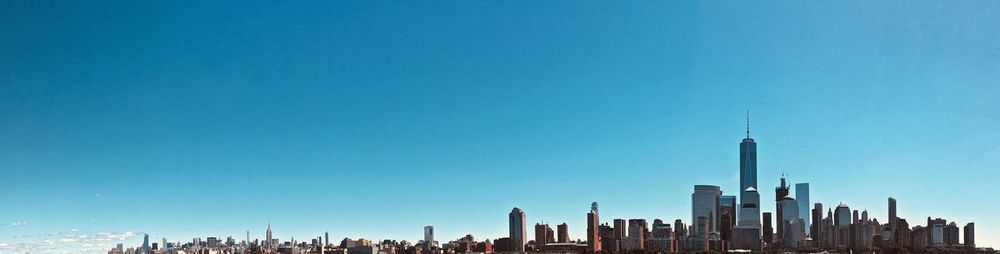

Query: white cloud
[10,221,28,226]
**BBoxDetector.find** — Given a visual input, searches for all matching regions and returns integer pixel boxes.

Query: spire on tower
[746,109,750,138]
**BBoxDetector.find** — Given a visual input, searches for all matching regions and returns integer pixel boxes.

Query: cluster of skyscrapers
[108,115,987,254]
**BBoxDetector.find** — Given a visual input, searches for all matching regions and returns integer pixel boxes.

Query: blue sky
[2,0,999,252]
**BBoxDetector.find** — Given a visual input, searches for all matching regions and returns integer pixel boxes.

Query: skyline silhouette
[2,0,998,253]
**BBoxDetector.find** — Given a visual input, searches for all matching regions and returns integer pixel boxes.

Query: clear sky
[2,1,999,253]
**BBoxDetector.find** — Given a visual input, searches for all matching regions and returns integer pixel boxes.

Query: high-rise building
[624,219,647,251]
[142,234,150,254]
[740,111,758,192]
[762,212,773,245]
[614,219,627,240]
[811,203,823,245]
[795,183,810,235]
[780,197,802,248]
[964,223,975,248]
[325,232,330,246]
[557,223,569,243]
[737,187,760,228]
[888,197,897,242]
[424,226,434,242]
[535,223,554,245]
[722,195,737,227]
[692,185,722,236]
[834,204,851,227]
[586,202,601,251]
[266,223,273,249]
[649,219,673,252]
[598,223,620,252]
[774,176,790,240]
[509,207,527,252]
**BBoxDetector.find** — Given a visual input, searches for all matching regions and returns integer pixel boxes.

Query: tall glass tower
[740,112,757,191]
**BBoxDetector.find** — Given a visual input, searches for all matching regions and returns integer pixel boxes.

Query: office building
[142,234,150,254]
[558,223,569,243]
[737,187,760,228]
[834,204,851,227]
[774,175,790,241]
[509,207,527,252]
[267,223,273,249]
[780,196,801,248]
[722,195,737,228]
[586,202,601,251]
[795,183,810,235]
[889,197,897,241]
[624,219,647,251]
[535,223,554,245]
[811,203,823,245]
[762,212,773,245]
[964,222,975,248]
[692,185,722,235]
[424,226,434,243]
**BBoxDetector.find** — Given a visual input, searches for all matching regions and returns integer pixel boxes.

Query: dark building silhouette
[774,176,789,243]
[762,212,773,245]
[557,223,569,243]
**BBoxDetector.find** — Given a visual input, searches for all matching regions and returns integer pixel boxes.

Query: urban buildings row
[108,115,987,254]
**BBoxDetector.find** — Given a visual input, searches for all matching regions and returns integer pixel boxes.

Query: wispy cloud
[1,229,139,254]
[10,221,28,227]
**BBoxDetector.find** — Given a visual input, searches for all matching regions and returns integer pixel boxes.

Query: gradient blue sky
[2,1,999,252]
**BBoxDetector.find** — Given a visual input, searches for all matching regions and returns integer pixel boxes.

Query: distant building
[738,187,760,228]
[624,219,647,251]
[509,207,527,252]
[598,223,620,252]
[692,185,722,236]
[721,195,737,227]
[649,219,673,252]
[424,226,434,243]
[834,204,851,227]
[762,212,773,245]
[557,223,569,243]
[889,197,897,242]
[774,176,790,242]
[811,203,823,245]
[795,183,810,235]
[780,196,802,249]
[740,113,758,192]
[586,202,601,251]
[534,223,554,246]
[964,222,975,248]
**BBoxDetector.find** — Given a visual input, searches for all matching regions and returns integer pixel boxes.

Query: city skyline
[2,0,999,253]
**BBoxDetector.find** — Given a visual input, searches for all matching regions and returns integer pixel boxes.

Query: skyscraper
[625,219,647,251]
[964,223,975,248]
[834,204,851,227]
[780,196,802,247]
[558,223,569,243]
[737,187,760,228]
[762,212,773,244]
[740,111,758,192]
[889,197,897,241]
[325,232,329,246]
[266,223,273,249]
[142,234,150,254]
[586,202,601,251]
[692,185,722,236]
[424,226,434,242]
[535,223,554,245]
[721,195,737,227]
[795,183,810,236]
[509,207,527,252]
[774,176,789,240]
